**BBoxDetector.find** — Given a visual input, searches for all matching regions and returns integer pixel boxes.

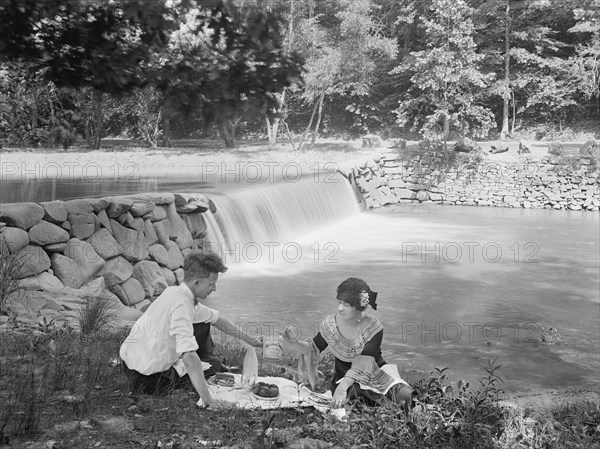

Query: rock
[110,219,149,262]
[96,209,111,231]
[63,238,105,284]
[51,253,83,288]
[165,241,184,270]
[148,243,170,267]
[145,205,167,222]
[174,268,184,284]
[362,135,383,148]
[174,193,189,207]
[130,217,144,233]
[489,145,509,154]
[19,272,64,291]
[0,226,29,253]
[160,267,176,286]
[87,228,122,260]
[106,197,134,218]
[110,277,146,306]
[208,199,217,214]
[453,137,481,153]
[181,213,207,238]
[394,188,417,200]
[132,260,168,298]
[548,142,564,156]
[0,202,45,230]
[130,201,155,217]
[518,141,530,154]
[429,192,444,202]
[64,199,93,215]
[132,299,152,312]
[153,219,171,248]
[16,245,51,279]
[44,242,67,252]
[116,211,135,228]
[97,256,133,287]
[68,213,97,239]
[28,220,70,246]
[128,193,174,205]
[87,198,109,213]
[579,140,599,159]
[143,219,158,245]
[416,190,430,201]
[40,201,68,224]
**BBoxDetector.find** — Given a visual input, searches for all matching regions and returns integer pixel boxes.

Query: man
[120,251,262,407]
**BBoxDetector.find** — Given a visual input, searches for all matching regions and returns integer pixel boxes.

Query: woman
[282,277,414,410]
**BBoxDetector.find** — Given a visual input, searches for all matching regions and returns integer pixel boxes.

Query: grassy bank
[1,322,599,449]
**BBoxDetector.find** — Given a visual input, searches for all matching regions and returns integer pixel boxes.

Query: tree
[0,0,176,148]
[393,0,494,142]
[159,1,303,148]
[288,0,397,149]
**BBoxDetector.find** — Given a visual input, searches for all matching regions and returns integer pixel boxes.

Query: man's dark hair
[183,251,228,280]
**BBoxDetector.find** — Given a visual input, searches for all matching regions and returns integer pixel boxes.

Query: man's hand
[331,387,347,409]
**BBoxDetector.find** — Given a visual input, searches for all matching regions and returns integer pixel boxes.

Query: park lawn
[1,323,599,449]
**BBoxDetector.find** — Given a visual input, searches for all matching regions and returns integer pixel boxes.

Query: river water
[2,169,598,393]
[202,177,599,394]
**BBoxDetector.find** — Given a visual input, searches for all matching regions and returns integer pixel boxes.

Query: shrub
[77,293,118,335]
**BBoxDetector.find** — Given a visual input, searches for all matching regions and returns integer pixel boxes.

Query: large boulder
[182,213,207,239]
[143,219,158,245]
[28,220,70,246]
[0,202,45,230]
[128,193,174,205]
[68,213,98,240]
[87,198,109,213]
[16,245,51,279]
[148,243,170,267]
[40,201,68,224]
[130,201,155,217]
[153,219,171,248]
[63,238,105,284]
[97,256,133,287]
[51,253,83,288]
[548,142,564,156]
[111,278,146,306]
[0,226,29,253]
[96,209,111,231]
[87,228,122,260]
[453,138,481,153]
[110,219,149,262]
[160,267,176,286]
[165,241,184,270]
[64,199,93,216]
[19,272,64,291]
[106,197,134,218]
[580,140,599,158]
[145,205,168,222]
[132,260,168,298]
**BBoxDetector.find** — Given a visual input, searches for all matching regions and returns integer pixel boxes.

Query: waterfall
[202,172,360,264]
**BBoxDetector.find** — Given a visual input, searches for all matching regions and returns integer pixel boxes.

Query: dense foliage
[0,0,598,149]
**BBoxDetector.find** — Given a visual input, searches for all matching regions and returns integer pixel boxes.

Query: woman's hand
[331,387,347,409]
[280,325,299,343]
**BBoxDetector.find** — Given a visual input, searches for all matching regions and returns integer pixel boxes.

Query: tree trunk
[92,89,102,150]
[297,97,320,151]
[162,105,171,147]
[500,0,511,140]
[309,92,325,149]
[443,114,450,150]
[219,118,235,148]
[32,86,39,130]
[511,91,516,135]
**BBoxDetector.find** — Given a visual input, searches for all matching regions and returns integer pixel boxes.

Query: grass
[0,245,24,315]
[77,293,119,335]
[0,322,598,449]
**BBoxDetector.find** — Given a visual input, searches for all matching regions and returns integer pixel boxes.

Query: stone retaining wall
[0,193,215,310]
[349,151,600,211]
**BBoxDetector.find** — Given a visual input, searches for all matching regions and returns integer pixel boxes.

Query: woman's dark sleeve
[360,329,383,357]
[312,332,328,352]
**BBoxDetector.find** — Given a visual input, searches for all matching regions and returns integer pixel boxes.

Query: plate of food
[208,372,236,387]
[250,382,280,401]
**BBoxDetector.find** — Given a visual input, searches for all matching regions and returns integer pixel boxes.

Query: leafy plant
[77,293,118,335]
[0,245,23,315]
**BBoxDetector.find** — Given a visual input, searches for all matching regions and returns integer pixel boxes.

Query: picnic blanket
[206,374,333,412]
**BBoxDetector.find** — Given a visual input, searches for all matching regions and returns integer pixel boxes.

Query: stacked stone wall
[0,193,216,310]
[350,151,600,212]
